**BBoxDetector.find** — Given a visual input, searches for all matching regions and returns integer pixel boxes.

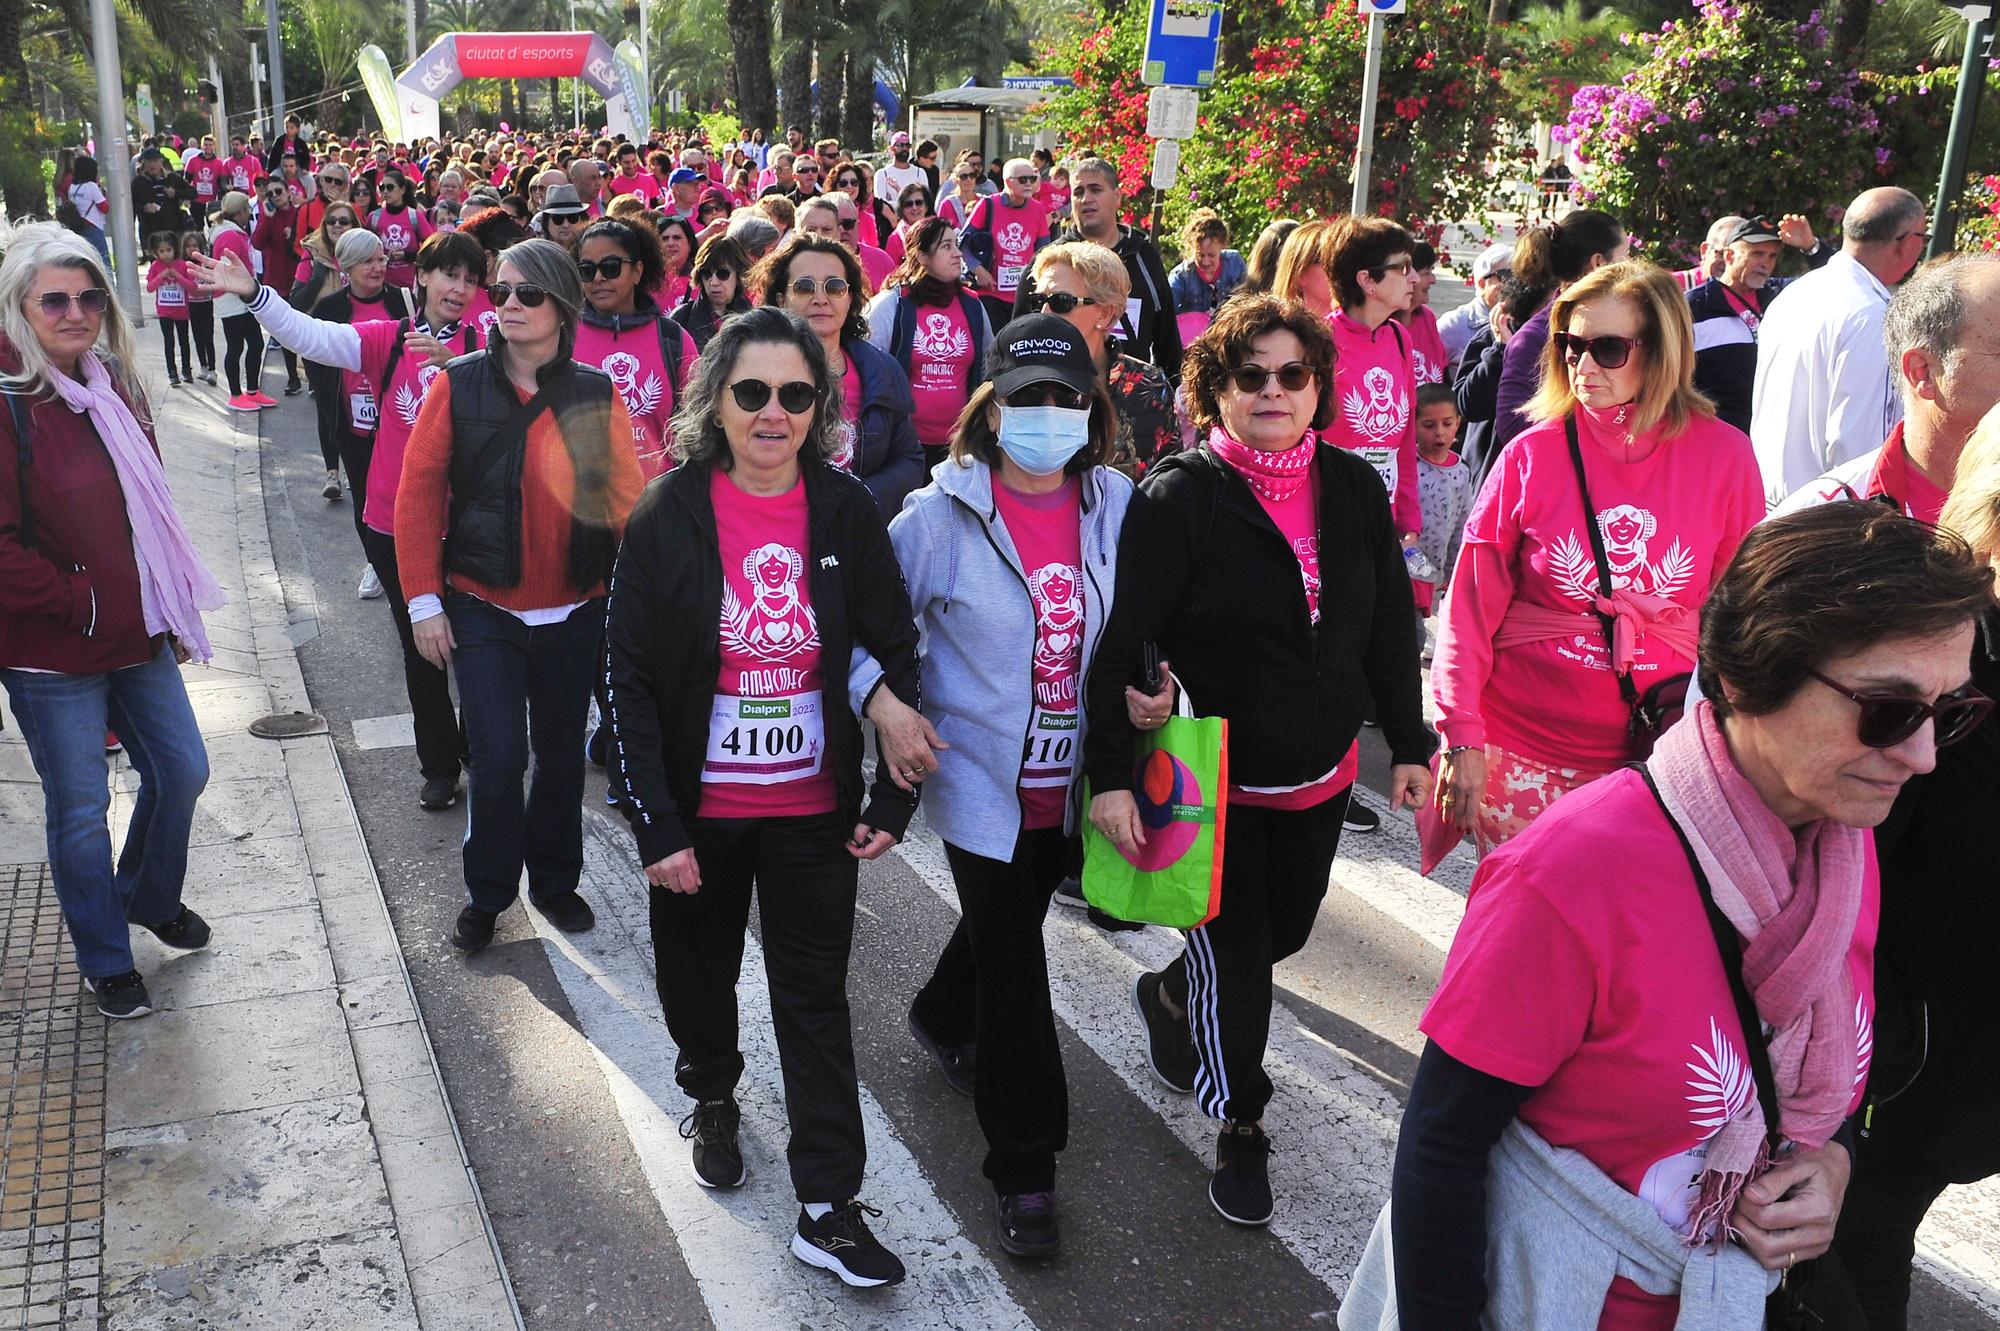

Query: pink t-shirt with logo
[1406,305,1449,387]
[1424,768,1876,1331]
[972,195,1050,296]
[995,477,1085,830]
[830,361,863,474]
[359,317,483,534]
[905,296,976,447]
[225,153,266,193]
[186,154,224,203]
[371,205,436,288]
[1327,310,1424,539]
[608,170,661,203]
[336,292,391,440]
[460,288,500,343]
[572,316,696,479]
[699,470,839,820]
[1432,405,1764,769]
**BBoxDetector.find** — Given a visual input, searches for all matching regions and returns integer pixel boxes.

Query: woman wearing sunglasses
[1432,261,1764,857]
[939,158,986,233]
[192,231,486,812]
[394,239,644,952]
[0,223,226,1020]
[753,234,922,519]
[670,234,754,351]
[829,159,895,252]
[602,304,923,1290]
[1085,294,1434,1224]
[1025,242,1181,477]
[297,164,350,246]
[1359,501,1990,1331]
[371,171,436,290]
[861,217,992,471]
[882,183,931,266]
[572,218,699,480]
[1318,217,1426,546]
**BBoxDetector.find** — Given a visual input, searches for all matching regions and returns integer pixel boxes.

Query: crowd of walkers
[3,115,1997,1328]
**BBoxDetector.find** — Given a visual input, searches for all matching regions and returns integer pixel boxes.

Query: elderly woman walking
[0,224,226,1018]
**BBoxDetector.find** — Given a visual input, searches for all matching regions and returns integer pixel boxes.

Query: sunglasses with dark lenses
[486,283,550,309]
[1033,291,1097,315]
[1808,670,1993,748]
[701,267,735,282]
[1226,361,1316,394]
[38,288,110,317]
[728,378,817,414]
[838,217,859,230]
[1553,332,1642,369]
[790,276,851,298]
[1005,383,1089,410]
[955,171,978,180]
[320,174,345,184]
[576,257,631,281]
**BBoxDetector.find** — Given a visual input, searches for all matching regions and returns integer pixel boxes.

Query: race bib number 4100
[703,690,826,785]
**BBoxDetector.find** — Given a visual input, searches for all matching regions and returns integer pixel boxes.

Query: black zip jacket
[1083,444,1435,796]
[604,458,924,867]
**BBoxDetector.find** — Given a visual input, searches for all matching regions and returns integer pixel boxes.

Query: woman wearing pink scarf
[1380,502,1993,1330]
[0,225,225,1021]
[1431,262,1765,859]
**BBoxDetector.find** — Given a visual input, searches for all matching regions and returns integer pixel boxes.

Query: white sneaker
[357,565,384,600]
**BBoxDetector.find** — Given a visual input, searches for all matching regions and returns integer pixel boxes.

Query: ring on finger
[1785,1251,1795,1270]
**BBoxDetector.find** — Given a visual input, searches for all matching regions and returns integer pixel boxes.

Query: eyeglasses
[1226,361,1316,394]
[487,282,550,308]
[1369,259,1413,278]
[320,174,346,184]
[727,378,817,414]
[837,178,860,190]
[838,217,859,230]
[1032,291,1098,315]
[1011,175,1039,185]
[789,276,851,297]
[701,267,734,282]
[576,257,631,281]
[326,217,354,228]
[955,171,978,180]
[1553,332,1642,369]
[1806,669,1992,748]
[795,165,819,176]
[1005,383,1088,410]
[36,288,109,317]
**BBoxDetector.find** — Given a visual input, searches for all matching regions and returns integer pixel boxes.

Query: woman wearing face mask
[194,232,488,810]
[862,218,993,470]
[572,218,699,480]
[1084,294,1434,1226]
[671,235,754,351]
[857,316,1164,1259]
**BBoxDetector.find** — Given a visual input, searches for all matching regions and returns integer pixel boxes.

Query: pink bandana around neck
[1207,427,1315,502]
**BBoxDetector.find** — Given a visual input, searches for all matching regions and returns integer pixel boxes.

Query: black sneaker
[142,906,211,950]
[907,1011,976,1097]
[1088,904,1145,933]
[418,776,461,811]
[1210,1121,1274,1226]
[533,891,595,934]
[1053,876,1086,909]
[997,1190,1060,1258]
[678,1098,746,1188]
[88,971,154,1019]
[791,1200,906,1288]
[1132,971,1197,1094]
[451,906,497,952]
[1342,802,1381,834]
[285,379,303,396]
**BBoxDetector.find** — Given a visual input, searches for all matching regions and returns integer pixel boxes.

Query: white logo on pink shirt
[1854,995,1873,1090]
[1551,503,1696,604]
[1685,1015,1754,1137]
[912,311,971,365]
[721,543,819,662]
[601,350,664,426]
[998,221,1031,256]
[476,309,500,338]
[392,364,445,426]
[829,419,858,473]
[1342,365,1408,442]
[384,222,413,252]
[1027,561,1084,700]
[1412,346,1442,386]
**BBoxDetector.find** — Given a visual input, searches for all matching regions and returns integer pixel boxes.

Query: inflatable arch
[388,32,647,142]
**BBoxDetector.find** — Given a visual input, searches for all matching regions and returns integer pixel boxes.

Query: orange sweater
[395,371,643,611]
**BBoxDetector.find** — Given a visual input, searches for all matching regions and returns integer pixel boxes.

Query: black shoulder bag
[1637,768,1866,1331]
[1565,415,1690,759]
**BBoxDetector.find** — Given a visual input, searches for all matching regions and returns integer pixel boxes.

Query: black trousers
[188,303,215,371]
[1161,789,1349,1123]
[355,525,464,783]
[910,826,1072,1195]
[651,810,866,1203]
[220,311,263,396]
[1832,1143,1954,1331]
[334,429,374,550]
[156,318,191,379]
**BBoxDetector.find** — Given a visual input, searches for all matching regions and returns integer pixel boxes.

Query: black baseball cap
[1725,215,1782,246]
[986,315,1097,399]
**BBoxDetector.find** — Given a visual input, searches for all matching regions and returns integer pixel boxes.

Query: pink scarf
[1207,427,1315,501]
[1646,700,1863,1245]
[46,355,226,661]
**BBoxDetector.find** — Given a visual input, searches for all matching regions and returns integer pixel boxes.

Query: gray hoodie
[851,456,1133,862]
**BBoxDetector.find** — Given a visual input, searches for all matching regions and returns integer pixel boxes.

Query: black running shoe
[1342,802,1381,834]
[791,1200,906,1287]
[907,1011,976,1097]
[285,379,303,396]
[997,1190,1060,1258]
[678,1098,746,1188]
[1088,904,1145,933]
[142,906,211,950]
[1210,1121,1274,1226]
[451,906,497,952]
[1052,876,1086,909]
[1132,971,1197,1094]
[88,971,154,1019]
[418,776,461,811]
[533,891,595,934]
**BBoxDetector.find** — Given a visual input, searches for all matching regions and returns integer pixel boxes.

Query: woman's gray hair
[0,221,145,410]
[669,305,839,470]
[217,190,252,224]
[334,226,384,270]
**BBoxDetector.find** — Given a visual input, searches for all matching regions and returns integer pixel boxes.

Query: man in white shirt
[1436,243,1512,365]
[1749,186,1928,508]
[875,132,928,207]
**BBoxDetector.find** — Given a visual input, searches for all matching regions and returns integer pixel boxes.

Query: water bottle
[1403,543,1439,583]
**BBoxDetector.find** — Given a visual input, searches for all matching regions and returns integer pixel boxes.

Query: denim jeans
[1,645,211,979]
[445,593,604,913]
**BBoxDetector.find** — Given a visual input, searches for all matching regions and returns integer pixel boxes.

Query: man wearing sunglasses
[962,157,1052,332]
[782,159,824,206]
[536,183,591,250]
[1687,212,1830,433]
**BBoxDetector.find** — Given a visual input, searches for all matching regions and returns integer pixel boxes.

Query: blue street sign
[1142,0,1224,87]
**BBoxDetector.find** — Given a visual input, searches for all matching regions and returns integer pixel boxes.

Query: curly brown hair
[1180,293,1338,435]
[749,233,871,344]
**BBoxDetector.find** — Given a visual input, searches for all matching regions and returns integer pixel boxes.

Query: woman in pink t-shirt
[602,305,924,1289]
[1432,262,1765,858]
[1393,238,1451,387]
[1370,502,1993,1331]
[860,218,994,469]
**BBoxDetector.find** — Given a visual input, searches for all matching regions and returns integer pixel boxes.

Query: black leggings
[188,303,215,371]
[221,311,264,396]
[156,318,192,379]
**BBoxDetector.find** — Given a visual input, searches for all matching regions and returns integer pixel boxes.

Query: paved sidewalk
[0,380,518,1329]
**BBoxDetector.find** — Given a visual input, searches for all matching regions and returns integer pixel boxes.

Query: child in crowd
[1413,383,1474,659]
[180,230,217,384]
[145,233,194,386]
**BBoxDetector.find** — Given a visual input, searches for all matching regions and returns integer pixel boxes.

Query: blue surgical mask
[996,404,1091,476]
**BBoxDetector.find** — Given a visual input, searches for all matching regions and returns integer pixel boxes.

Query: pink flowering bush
[1959,174,2000,253]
